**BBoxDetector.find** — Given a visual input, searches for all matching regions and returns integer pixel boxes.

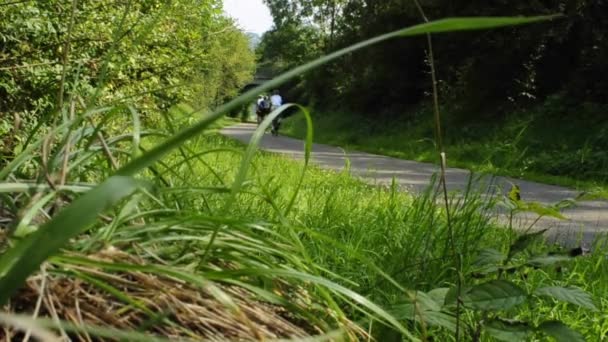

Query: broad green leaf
[421,310,457,333]
[408,291,442,312]
[391,303,416,319]
[463,280,527,311]
[427,288,450,306]
[535,286,597,311]
[526,255,572,267]
[538,321,585,342]
[508,229,547,259]
[519,202,567,220]
[474,248,506,267]
[0,176,141,306]
[393,292,457,333]
[485,319,533,342]
[473,248,506,274]
[444,285,471,307]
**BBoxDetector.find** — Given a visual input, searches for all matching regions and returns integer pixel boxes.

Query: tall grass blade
[0,14,558,329]
[0,314,186,342]
[0,176,141,305]
[0,313,61,342]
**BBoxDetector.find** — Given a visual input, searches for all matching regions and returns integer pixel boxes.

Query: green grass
[2,103,607,339]
[280,103,608,197]
[155,132,608,340]
[1,13,606,341]
[167,131,608,340]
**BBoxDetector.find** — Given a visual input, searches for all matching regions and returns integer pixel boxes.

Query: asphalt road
[221,123,608,247]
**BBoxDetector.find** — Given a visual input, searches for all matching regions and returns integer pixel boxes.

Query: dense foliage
[260,0,608,183]
[260,0,607,112]
[0,0,255,158]
[0,0,605,340]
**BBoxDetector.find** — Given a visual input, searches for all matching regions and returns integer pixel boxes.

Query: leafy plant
[0,7,580,341]
[396,228,592,341]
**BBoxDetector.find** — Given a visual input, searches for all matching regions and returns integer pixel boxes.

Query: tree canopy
[258,0,607,116]
[0,0,255,123]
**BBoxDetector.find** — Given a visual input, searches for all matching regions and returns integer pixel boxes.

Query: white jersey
[270,94,282,108]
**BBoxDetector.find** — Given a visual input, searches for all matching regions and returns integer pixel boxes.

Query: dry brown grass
[2,247,350,341]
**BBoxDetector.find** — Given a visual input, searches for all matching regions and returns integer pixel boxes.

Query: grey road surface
[221,123,608,247]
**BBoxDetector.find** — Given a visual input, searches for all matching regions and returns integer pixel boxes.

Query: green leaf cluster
[0,0,255,123]
[397,227,594,341]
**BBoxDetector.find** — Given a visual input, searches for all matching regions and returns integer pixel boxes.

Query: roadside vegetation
[281,100,608,194]
[259,0,608,193]
[0,0,606,341]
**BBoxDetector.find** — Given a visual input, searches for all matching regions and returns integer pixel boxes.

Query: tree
[0,0,255,121]
[257,0,608,118]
